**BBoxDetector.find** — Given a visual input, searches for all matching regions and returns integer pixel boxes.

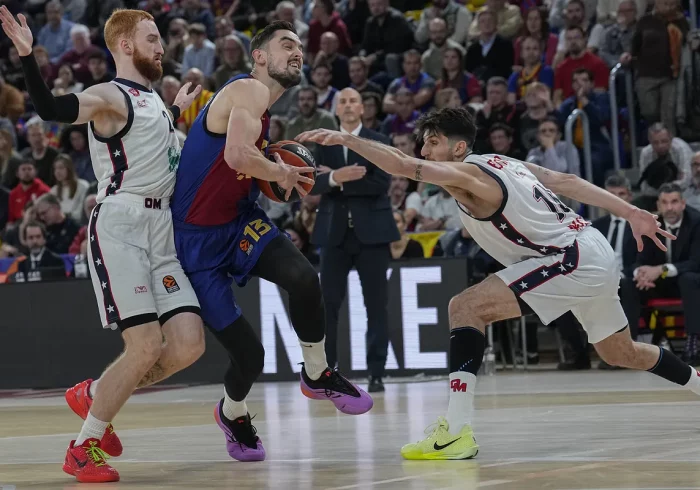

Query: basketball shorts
[174,205,280,332]
[88,194,199,329]
[496,226,627,344]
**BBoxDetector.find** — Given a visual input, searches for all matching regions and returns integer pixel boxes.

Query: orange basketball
[258,140,317,203]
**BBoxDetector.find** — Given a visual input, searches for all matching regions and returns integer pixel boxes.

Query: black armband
[168,105,181,121]
[19,53,79,123]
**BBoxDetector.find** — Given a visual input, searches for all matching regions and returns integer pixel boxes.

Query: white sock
[684,366,700,395]
[88,379,99,399]
[445,371,477,436]
[75,412,109,445]
[222,390,248,421]
[300,338,328,380]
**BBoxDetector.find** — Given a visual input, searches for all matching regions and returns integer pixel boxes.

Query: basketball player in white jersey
[1,7,206,482]
[298,107,700,460]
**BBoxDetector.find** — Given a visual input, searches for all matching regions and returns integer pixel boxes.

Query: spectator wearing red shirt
[308,0,353,62]
[8,159,50,225]
[553,26,609,105]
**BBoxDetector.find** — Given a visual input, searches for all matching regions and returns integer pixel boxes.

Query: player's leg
[401,273,522,461]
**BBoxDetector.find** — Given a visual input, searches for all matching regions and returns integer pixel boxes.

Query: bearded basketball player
[299,108,700,460]
[0,7,206,482]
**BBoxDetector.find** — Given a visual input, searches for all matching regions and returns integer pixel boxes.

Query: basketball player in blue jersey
[171,21,373,462]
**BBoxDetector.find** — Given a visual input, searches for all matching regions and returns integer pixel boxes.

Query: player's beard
[267,57,301,89]
[133,46,163,82]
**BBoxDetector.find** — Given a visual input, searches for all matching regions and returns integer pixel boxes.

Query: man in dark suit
[6,221,66,282]
[464,10,514,84]
[310,87,399,393]
[627,183,700,362]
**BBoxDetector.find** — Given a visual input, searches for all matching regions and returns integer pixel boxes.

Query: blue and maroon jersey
[171,74,271,227]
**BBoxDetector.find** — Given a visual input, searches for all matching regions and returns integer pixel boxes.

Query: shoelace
[85,441,110,467]
[423,418,449,438]
[230,414,259,449]
[325,370,356,398]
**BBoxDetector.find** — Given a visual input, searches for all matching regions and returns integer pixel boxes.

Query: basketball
[258,140,317,203]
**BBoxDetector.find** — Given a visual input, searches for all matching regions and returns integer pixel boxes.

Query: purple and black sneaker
[300,365,374,415]
[214,399,266,461]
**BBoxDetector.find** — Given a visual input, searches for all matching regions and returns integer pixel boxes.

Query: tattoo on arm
[415,163,424,181]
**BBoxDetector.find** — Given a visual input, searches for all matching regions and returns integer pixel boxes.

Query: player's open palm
[0,7,33,56]
[272,153,315,200]
[296,129,346,147]
[173,82,203,112]
[628,207,675,252]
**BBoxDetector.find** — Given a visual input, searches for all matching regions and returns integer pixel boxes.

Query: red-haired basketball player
[170,21,373,462]
[0,7,206,482]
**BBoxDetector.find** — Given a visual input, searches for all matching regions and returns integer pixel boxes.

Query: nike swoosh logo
[433,438,461,451]
[72,453,87,468]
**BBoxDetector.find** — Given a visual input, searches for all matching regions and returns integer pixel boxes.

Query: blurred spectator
[598,0,649,25]
[422,18,466,81]
[295,193,320,237]
[284,221,320,265]
[311,63,340,113]
[391,132,418,157]
[0,183,7,230]
[144,0,173,35]
[22,122,59,186]
[269,116,286,144]
[0,129,22,189]
[383,50,436,114]
[549,0,597,29]
[160,76,181,106]
[434,227,498,276]
[37,0,74,64]
[55,24,97,85]
[508,36,555,103]
[526,116,581,175]
[52,64,84,96]
[636,122,693,210]
[2,201,34,257]
[419,188,462,230]
[559,67,613,185]
[68,194,97,255]
[389,173,422,230]
[628,0,689,136]
[340,0,371,48]
[677,29,700,141]
[275,1,309,46]
[171,0,216,39]
[469,0,523,40]
[163,18,189,77]
[177,69,214,133]
[553,26,609,105]
[435,87,464,108]
[214,16,251,54]
[59,125,94,183]
[475,77,521,151]
[181,23,217,77]
[517,82,557,150]
[684,152,700,211]
[285,86,339,153]
[348,56,384,97]
[63,0,86,24]
[213,35,251,89]
[5,221,66,283]
[84,50,113,89]
[415,0,472,46]
[308,0,353,60]
[600,0,638,68]
[553,0,605,58]
[84,0,125,39]
[8,160,50,225]
[466,10,515,83]
[32,46,54,86]
[50,154,90,222]
[314,32,351,90]
[361,92,383,131]
[2,47,26,93]
[488,123,525,158]
[390,210,424,259]
[380,88,420,136]
[34,193,81,254]
[360,0,415,77]
[0,77,24,125]
[436,47,483,105]
[513,7,558,67]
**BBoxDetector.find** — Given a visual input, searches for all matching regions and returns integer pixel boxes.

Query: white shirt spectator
[638,137,693,196]
[414,1,472,46]
[420,191,462,230]
[51,179,89,222]
[181,39,217,77]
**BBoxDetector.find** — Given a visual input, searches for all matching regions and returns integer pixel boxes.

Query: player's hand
[333,164,366,184]
[173,82,202,113]
[296,129,347,147]
[0,7,33,57]
[272,152,315,200]
[627,207,675,252]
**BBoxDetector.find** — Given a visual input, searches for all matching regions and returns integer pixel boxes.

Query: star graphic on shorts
[93,210,98,217]
[519,281,528,289]
[90,235,95,242]
[101,281,107,289]
[517,238,524,244]
[567,262,574,268]
[110,182,117,188]
[107,305,115,313]
[559,264,567,272]
[113,149,121,157]
[95,258,102,266]
[541,270,549,277]
[540,247,548,253]
[499,223,507,230]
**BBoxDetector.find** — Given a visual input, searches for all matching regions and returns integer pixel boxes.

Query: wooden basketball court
[2,370,700,489]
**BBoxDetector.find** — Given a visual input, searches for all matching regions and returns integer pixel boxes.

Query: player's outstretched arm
[524,162,675,252]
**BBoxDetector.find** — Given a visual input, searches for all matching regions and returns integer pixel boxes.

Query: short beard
[133,46,163,82]
[267,60,301,89]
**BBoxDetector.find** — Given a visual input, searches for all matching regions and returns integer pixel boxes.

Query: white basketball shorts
[87,193,199,329]
[496,226,628,344]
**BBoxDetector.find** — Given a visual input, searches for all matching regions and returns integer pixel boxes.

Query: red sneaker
[65,379,123,457]
[62,439,120,483]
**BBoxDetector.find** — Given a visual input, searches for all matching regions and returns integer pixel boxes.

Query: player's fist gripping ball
[258,140,317,202]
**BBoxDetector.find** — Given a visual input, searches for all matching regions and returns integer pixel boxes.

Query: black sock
[450,327,485,375]
[648,346,692,385]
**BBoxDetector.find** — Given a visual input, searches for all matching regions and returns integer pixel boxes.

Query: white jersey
[457,153,589,266]
[88,79,181,203]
